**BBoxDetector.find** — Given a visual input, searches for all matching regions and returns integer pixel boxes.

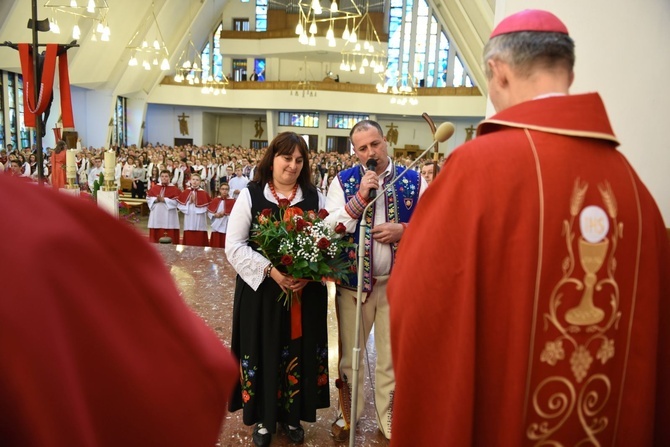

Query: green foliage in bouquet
[250,200,355,305]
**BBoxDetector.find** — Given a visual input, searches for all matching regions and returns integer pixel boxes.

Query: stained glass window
[8,73,17,148]
[279,112,319,128]
[0,72,4,149]
[387,0,473,88]
[326,113,369,129]
[256,0,267,31]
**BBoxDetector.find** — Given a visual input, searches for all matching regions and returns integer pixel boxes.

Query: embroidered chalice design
[531,180,623,445]
[565,206,609,326]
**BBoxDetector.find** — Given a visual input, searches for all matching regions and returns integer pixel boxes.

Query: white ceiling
[0,0,494,97]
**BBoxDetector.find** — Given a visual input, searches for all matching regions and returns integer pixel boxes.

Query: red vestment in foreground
[388,93,670,446]
[0,175,238,446]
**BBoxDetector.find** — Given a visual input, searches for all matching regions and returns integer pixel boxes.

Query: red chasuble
[0,175,238,446]
[388,93,670,446]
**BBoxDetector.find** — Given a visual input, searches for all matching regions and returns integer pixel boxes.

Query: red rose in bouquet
[335,222,346,234]
[250,206,355,307]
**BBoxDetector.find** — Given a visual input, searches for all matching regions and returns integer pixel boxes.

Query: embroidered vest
[337,163,421,292]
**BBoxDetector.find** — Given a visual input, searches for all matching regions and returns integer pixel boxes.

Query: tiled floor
[150,242,391,447]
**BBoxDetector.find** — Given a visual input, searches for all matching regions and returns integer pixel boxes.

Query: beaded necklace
[268,181,298,203]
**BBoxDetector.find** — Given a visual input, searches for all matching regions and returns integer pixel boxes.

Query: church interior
[0,0,668,221]
[1,0,668,445]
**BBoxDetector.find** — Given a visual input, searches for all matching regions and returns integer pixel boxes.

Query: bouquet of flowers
[250,199,355,307]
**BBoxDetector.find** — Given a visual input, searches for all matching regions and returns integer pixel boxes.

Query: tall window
[201,22,224,81]
[0,73,5,149]
[388,0,473,88]
[17,75,30,149]
[255,0,268,31]
[7,73,17,148]
[212,23,223,80]
[233,18,249,31]
[253,58,265,81]
[112,96,127,147]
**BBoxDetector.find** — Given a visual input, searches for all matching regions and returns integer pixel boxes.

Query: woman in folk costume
[225,132,329,447]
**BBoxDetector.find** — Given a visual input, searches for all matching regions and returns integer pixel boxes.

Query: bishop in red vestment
[388,10,670,447]
[0,174,238,446]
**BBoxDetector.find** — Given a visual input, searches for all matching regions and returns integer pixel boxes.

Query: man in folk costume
[146,170,181,244]
[177,173,211,247]
[388,9,670,446]
[207,183,232,249]
[324,119,428,440]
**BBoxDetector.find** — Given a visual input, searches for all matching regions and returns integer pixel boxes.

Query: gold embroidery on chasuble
[527,178,623,446]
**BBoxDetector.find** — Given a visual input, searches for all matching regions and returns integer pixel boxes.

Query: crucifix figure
[386,123,399,146]
[254,117,265,138]
[465,125,476,142]
[178,113,190,136]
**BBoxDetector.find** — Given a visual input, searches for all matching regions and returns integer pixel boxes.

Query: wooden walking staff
[422,112,441,168]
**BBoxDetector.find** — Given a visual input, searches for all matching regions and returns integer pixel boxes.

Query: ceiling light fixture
[125,1,170,71]
[45,0,110,42]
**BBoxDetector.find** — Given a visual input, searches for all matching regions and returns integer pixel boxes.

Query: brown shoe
[331,418,350,442]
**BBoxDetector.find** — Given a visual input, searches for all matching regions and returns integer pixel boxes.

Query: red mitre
[490,9,569,38]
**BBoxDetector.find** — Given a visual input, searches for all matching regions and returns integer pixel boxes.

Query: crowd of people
[2,9,668,447]
[1,138,440,250]
[0,139,441,192]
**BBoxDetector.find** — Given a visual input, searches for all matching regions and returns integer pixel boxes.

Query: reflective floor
[153,243,390,447]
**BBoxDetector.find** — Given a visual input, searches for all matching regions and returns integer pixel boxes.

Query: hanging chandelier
[44,0,111,41]
[173,35,204,84]
[290,58,317,98]
[339,11,386,75]
[126,1,170,71]
[200,74,230,96]
[376,73,419,106]
[294,0,362,47]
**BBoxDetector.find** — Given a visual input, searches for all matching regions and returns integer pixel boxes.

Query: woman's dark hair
[252,132,315,193]
[54,140,67,153]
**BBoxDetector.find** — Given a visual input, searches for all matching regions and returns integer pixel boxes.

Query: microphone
[366,158,377,199]
[432,122,455,148]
